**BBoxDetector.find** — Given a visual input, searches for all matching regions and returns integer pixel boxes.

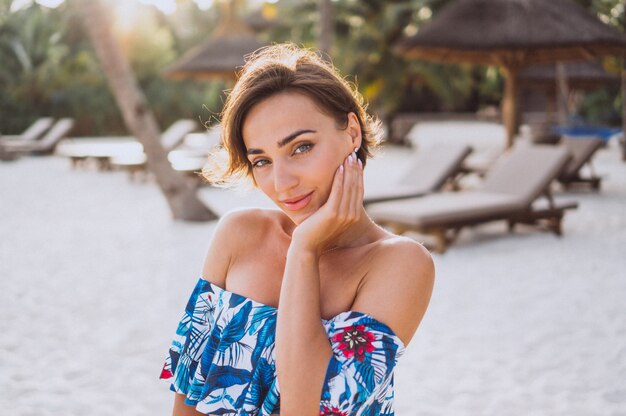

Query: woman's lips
[281,192,313,211]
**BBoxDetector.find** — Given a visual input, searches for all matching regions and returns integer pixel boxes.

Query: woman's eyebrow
[247,129,317,155]
[277,129,317,148]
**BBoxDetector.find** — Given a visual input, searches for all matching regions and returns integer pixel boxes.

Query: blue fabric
[160,278,405,415]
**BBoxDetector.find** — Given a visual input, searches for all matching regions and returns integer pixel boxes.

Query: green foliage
[267,0,621,126]
[0,0,224,136]
[264,0,501,120]
[579,86,622,125]
[571,0,623,126]
[584,0,624,29]
[0,2,69,132]
[0,0,623,135]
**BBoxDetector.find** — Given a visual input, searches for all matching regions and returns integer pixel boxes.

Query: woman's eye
[294,143,313,154]
[252,159,270,168]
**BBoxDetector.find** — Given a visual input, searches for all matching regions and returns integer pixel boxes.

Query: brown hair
[203,43,382,186]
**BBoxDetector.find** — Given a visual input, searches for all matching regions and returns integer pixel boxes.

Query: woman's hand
[290,148,364,255]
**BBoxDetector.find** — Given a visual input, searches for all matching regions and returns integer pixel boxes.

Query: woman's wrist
[287,239,322,259]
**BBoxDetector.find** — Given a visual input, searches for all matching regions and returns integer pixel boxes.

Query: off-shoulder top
[160,278,406,416]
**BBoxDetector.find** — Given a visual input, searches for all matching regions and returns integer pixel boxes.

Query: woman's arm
[275,245,333,414]
[276,151,363,415]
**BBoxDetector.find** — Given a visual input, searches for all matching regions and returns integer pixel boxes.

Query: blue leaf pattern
[160,278,405,415]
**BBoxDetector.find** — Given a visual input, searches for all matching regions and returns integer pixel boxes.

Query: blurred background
[2,1,626,415]
[1,0,622,139]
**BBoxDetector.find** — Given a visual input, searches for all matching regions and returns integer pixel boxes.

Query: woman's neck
[329,207,384,250]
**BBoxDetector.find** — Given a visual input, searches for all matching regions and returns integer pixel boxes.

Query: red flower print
[160,364,173,379]
[331,324,376,362]
[320,405,348,416]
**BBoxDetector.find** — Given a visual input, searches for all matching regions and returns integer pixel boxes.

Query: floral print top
[160,278,405,415]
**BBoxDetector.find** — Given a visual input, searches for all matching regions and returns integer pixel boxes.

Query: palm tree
[69,0,217,221]
[318,0,333,56]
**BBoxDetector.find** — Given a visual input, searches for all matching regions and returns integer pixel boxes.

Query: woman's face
[242,91,362,225]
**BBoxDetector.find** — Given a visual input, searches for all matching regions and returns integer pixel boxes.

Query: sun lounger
[363,144,472,204]
[0,118,74,161]
[55,137,142,169]
[168,128,222,174]
[557,136,604,190]
[160,119,200,150]
[57,119,198,170]
[366,144,578,253]
[112,122,221,182]
[0,117,55,144]
[108,119,198,174]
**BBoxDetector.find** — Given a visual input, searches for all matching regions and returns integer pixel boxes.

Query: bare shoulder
[217,207,280,232]
[352,236,435,347]
[201,208,283,286]
[374,235,435,278]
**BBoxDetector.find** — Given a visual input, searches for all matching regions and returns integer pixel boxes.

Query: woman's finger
[338,152,356,220]
[325,162,345,214]
[341,153,359,223]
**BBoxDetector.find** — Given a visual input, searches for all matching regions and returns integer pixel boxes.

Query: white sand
[1,122,625,415]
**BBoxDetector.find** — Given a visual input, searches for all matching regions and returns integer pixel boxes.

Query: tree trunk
[501,66,519,149]
[318,0,333,57]
[70,0,217,221]
[555,62,570,127]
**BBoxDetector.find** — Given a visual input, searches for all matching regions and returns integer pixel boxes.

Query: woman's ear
[346,112,362,149]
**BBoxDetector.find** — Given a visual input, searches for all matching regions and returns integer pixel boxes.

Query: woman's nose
[273,161,299,194]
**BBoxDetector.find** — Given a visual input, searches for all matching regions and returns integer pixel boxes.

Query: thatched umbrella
[395,0,626,148]
[164,1,265,81]
[165,33,264,81]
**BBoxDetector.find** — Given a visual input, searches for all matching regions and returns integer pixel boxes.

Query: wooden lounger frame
[384,190,578,254]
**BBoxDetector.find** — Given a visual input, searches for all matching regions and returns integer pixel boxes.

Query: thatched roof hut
[395,0,626,147]
[396,0,626,66]
[164,0,266,81]
[165,33,264,81]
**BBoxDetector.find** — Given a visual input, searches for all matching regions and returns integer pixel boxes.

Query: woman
[160,44,434,416]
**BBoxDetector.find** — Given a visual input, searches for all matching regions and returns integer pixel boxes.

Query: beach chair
[58,119,198,171]
[0,117,54,144]
[557,136,604,190]
[166,124,223,183]
[366,144,578,253]
[0,118,74,160]
[363,144,472,205]
[109,119,198,176]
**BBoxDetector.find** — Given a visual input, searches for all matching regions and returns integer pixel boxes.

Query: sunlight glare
[194,0,214,11]
[9,0,32,13]
[36,0,64,8]
[115,1,143,34]
[418,7,432,20]
[252,0,278,4]
[139,0,177,15]
[610,4,624,18]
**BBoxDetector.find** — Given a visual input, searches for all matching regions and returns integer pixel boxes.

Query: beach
[1,122,625,415]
